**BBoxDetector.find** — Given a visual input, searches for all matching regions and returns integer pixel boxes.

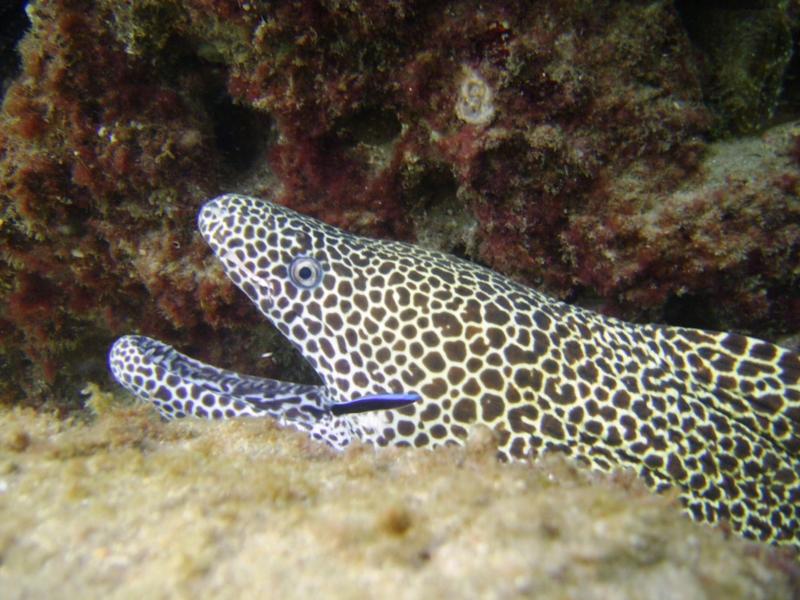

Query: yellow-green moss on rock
[0,404,797,598]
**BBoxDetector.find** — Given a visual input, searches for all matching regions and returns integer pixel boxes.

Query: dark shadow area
[675,0,797,133]
[208,92,274,175]
[405,164,458,211]
[662,294,720,330]
[0,0,30,99]
[332,106,402,147]
[153,36,276,178]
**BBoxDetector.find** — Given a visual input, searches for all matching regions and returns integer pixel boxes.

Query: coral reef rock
[0,0,797,414]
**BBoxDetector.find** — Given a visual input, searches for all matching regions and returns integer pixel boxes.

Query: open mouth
[108,195,420,449]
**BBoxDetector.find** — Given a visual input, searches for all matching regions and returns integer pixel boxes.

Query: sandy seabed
[0,402,797,600]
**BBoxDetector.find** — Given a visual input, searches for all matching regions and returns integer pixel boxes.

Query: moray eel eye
[289,256,323,289]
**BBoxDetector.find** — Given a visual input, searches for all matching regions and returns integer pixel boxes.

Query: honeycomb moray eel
[109,194,800,550]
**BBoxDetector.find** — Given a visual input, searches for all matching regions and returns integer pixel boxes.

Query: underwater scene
[1,0,800,597]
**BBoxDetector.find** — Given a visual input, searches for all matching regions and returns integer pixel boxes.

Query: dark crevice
[662,294,720,330]
[0,0,30,99]
[151,39,276,178]
[208,93,274,175]
[675,0,796,134]
[404,164,458,211]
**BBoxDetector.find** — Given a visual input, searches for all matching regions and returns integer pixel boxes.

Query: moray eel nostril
[111,193,800,550]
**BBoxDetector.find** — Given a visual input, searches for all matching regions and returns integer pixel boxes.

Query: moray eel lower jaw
[108,334,417,448]
[110,193,800,551]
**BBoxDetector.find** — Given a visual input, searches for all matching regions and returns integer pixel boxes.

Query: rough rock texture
[677,0,797,135]
[0,2,798,409]
[1,403,799,598]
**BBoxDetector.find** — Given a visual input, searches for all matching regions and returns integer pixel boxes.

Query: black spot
[443,341,466,362]
[540,414,565,440]
[743,460,763,479]
[513,368,542,392]
[462,300,482,324]
[433,311,463,337]
[508,405,539,433]
[710,353,735,373]
[353,293,369,311]
[421,378,447,399]
[631,400,652,420]
[563,341,583,363]
[397,420,416,436]
[422,351,446,373]
[605,426,622,446]
[568,406,584,424]
[486,328,505,348]
[576,362,599,383]
[666,454,688,482]
[504,345,537,365]
[715,374,736,390]
[319,338,336,359]
[778,353,800,385]
[737,360,769,377]
[463,378,481,395]
[611,389,631,409]
[326,312,344,330]
[621,376,641,394]
[447,366,466,385]
[733,438,752,459]
[453,398,477,423]
[533,311,552,330]
[599,405,617,421]
[509,437,528,458]
[420,403,441,421]
[154,386,173,401]
[451,424,468,439]
[585,420,602,436]
[541,359,559,374]
[414,432,430,447]
[430,424,447,439]
[532,330,550,353]
[421,330,440,346]
[469,337,489,356]
[479,368,504,391]
[401,363,426,386]
[481,394,505,421]
[720,333,747,355]
[484,304,510,326]
[643,454,663,469]
[544,379,576,405]
[718,453,737,472]
[515,313,532,327]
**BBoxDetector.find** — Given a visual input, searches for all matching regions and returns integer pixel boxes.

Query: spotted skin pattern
[109,334,356,448]
[110,194,800,550]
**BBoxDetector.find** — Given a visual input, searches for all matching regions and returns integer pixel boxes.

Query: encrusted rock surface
[0,404,798,598]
